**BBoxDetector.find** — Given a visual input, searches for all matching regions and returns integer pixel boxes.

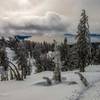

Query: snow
[0,69,100,100]
[0,48,100,100]
[80,82,100,100]
[86,65,100,72]
[6,47,17,67]
[0,72,79,100]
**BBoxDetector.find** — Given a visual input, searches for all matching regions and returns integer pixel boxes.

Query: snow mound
[86,65,100,72]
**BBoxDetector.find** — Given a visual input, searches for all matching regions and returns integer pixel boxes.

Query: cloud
[0,12,69,36]
[0,0,100,36]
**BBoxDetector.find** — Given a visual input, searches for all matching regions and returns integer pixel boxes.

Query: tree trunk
[8,61,21,80]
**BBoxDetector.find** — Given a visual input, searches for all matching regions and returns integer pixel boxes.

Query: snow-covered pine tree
[27,52,32,75]
[69,44,79,70]
[76,9,91,72]
[0,46,9,81]
[60,37,70,71]
[33,43,43,73]
[13,41,29,80]
[93,48,100,64]
[33,41,54,72]
[53,40,61,83]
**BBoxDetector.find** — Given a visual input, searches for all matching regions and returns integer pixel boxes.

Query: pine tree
[0,46,9,81]
[13,41,29,80]
[76,10,91,72]
[33,43,43,73]
[27,52,32,75]
[53,40,61,83]
[69,44,79,70]
[93,48,100,64]
[59,38,70,71]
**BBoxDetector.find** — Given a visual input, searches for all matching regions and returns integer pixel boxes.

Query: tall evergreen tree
[13,41,29,80]
[76,10,91,72]
[69,44,79,70]
[60,38,70,71]
[0,46,9,81]
[53,40,61,83]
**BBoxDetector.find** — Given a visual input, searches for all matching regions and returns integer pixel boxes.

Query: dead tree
[75,72,89,87]
[43,77,52,86]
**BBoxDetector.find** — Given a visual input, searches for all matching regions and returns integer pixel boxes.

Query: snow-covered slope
[0,68,100,100]
[1,48,100,100]
[80,82,100,100]
[86,65,100,72]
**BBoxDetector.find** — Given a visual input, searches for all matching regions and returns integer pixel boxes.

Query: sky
[0,0,100,36]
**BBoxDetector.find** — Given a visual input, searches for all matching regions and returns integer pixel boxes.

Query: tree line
[0,10,100,82]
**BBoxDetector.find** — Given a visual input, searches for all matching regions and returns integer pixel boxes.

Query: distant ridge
[15,35,32,41]
[64,33,100,37]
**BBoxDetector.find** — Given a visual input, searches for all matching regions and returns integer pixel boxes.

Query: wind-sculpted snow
[80,82,100,100]
[1,49,100,100]
[0,67,100,100]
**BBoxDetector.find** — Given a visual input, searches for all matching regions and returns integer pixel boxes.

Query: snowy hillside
[0,48,100,100]
[0,65,100,100]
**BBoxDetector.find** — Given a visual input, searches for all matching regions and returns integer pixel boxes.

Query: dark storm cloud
[1,12,69,36]
[0,0,100,36]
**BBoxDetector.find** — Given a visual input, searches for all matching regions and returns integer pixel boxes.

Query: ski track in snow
[71,75,100,100]
[79,81,100,100]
